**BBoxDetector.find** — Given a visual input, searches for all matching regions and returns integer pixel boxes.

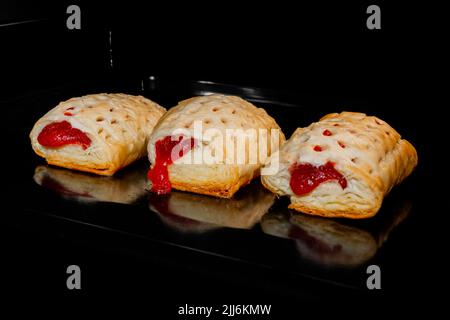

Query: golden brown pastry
[147,94,285,198]
[30,93,166,175]
[261,112,417,218]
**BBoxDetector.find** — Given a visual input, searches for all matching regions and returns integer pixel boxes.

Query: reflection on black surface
[261,196,411,268]
[149,182,275,233]
[33,162,149,204]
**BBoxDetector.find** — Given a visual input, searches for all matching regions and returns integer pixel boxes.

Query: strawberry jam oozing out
[37,121,91,150]
[147,136,196,195]
[289,162,347,195]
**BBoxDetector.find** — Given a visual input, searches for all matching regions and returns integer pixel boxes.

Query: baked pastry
[149,182,275,233]
[33,163,148,204]
[261,112,417,218]
[147,94,285,198]
[261,197,411,267]
[30,93,166,175]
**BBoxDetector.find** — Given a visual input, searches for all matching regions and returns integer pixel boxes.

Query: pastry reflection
[261,197,412,268]
[33,162,148,204]
[149,182,275,233]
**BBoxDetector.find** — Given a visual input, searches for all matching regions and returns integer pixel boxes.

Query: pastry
[261,112,417,218]
[149,182,275,233]
[33,163,148,204]
[147,94,285,198]
[30,93,166,175]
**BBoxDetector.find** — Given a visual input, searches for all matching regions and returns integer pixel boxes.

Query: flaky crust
[261,112,418,218]
[148,94,285,198]
[30,93,166,176]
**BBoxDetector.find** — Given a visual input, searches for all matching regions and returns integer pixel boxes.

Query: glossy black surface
[3,78,428,301]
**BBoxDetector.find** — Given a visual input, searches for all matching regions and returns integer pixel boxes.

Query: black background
[0,0,443,315]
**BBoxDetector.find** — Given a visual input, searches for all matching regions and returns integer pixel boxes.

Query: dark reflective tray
[3,77,425,299]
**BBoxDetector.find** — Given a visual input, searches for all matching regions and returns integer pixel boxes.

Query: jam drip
[38,121,91,150]
[147,136,196,194]
[289,162,347,195]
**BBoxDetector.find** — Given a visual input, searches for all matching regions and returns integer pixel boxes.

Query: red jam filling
[323,129,332,136]
[147,136,196,195]
[38,121,91,150]
[289,225,342,254]
[313,145,323,152]
[289,162,347,195]
[338,141,346,148]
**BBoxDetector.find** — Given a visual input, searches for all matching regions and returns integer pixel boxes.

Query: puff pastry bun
[30,93,166,175]
[261,112,417,218]
[147,94,285,198]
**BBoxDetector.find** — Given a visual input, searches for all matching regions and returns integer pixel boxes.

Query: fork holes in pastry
[232,110,236,114]
[369,168,373,174]
[111,119,117,124]
[96,116,104,122]
[385,131,390,136]
[351,158,358,163]
[221,118,227,124]
[105,134,111,139]
[109,108,114,112]
[184,122,192,129]
[212,107,219,112]
[204,119,211,125]
[98,128,103,134]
